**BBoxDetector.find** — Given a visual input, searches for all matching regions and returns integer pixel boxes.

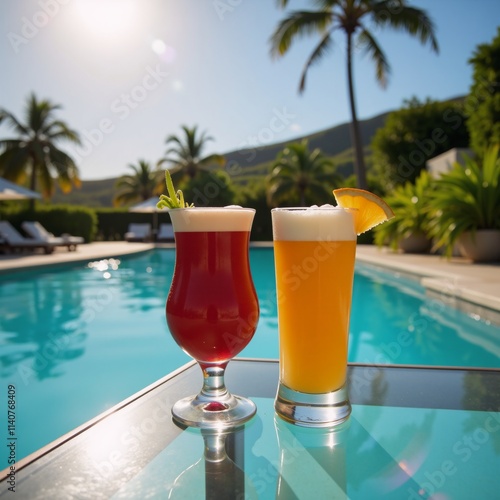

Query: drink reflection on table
[274,409,430,499]
[274,417,349,499]
[168,424,257,499]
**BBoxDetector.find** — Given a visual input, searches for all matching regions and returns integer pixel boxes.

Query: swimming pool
[1,248,499,464]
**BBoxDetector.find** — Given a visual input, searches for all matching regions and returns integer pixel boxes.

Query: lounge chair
[0,221,55,254]
[157,223,174,242]
[125,223,152,242]
[22,221,84,251]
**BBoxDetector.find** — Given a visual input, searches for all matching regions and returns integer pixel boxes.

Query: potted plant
[373,171,433,253]
[427,144,500,262]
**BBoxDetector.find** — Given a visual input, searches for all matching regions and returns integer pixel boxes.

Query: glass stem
[202,431,227,462]
[200,365,229,400]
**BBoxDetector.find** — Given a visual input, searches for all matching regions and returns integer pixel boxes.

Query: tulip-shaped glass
[166,207,259,428]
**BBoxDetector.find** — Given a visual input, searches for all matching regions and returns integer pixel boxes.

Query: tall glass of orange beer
[272,206,357,426]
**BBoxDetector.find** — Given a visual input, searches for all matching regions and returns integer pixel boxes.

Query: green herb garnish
[157,170,194,209]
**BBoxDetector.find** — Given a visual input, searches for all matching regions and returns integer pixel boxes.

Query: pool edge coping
[355,245,500,316]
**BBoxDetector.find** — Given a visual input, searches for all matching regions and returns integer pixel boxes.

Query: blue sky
[1,0,499,180]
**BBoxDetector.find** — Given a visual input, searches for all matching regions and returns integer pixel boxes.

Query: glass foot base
[172,392,256,430]
[275,382,351,427]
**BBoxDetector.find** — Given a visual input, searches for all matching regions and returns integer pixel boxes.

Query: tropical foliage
[267,140,342,207]
[373,170,434,250]
[427,145,500,256]
[113,160,162,207]
[466,27,500,155]
[179,170,238,207]
[0,93,81,203]
[270,0,439,190]
[160,125,225,180]
[371,97,469,188]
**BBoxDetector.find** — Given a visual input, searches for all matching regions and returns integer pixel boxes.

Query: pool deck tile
[0,241,499,313]
[0,241,157,274]
[356,245,500,313]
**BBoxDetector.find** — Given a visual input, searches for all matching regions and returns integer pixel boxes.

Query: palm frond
[113,159,159,206]
[0,147,31,181]
[36,159,54,198]
[43,120,81,145]
[372,3,439,53]
[267,139,341,206]
[47,145,81,190]
[0,93,79,200]
[356,27,390,87]
[161,125,223,180]
[0,109,30,137]
[270,10,333,58]
[299,31,333,92]
[0,139,24,150]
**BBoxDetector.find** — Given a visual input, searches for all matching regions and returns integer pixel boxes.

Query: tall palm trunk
[346,32,367,189]
[300,188,306,206]
[29,153,37,211]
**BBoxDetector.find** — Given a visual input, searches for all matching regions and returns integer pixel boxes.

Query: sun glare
[73,0,138,40]
[151,39,166,54]
[151,38,177,64]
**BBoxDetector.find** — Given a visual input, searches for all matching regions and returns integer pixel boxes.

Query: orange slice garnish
[333,188,394,235]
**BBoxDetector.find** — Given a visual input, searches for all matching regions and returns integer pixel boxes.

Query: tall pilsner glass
[272,207,356,426]
[167,207,259,428]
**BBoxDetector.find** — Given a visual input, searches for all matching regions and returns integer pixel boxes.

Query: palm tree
[0,93,81,207]
[270,0,439,189]
[267,140,342,206]
[159,125,225,180]
[114,160,163,206]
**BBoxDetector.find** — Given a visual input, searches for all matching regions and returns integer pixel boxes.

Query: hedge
[0,202,373,243]
[94,209,173,241]
[0,204,97,242]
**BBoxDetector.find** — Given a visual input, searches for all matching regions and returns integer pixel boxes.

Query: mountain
[224,110,388,179]
[51,110,390,207]
[51,177,118,207]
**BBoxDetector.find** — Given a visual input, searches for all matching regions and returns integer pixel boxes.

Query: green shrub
[0,204,97,242]
[427,144,500,256]
[95,209,172,241]
[371,97,469,188]
[179,170,238,207]
[237,180,273,241]
[373,171,434,250]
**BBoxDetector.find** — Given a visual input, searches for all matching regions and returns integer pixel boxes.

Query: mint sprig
[157,170,194,209]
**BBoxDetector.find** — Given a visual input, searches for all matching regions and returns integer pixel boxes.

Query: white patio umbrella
[129,197,168,238]
[0,177,41,200]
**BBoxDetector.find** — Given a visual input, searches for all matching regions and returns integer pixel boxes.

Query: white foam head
[272,206,356,241]
[169,207,255,232]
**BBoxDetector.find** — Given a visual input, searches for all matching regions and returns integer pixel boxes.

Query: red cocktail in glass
[166,207,259,428]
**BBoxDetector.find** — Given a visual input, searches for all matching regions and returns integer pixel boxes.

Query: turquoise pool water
[1,248,499,464]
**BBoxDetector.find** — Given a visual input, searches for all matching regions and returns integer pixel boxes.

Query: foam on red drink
[166,208,259,365]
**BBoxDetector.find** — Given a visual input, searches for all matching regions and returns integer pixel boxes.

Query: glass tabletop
[1,359,500,499]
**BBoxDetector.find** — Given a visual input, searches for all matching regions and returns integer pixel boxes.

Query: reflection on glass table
[1,360,499,499]
[165,426,253,499]
[110,399,500,499]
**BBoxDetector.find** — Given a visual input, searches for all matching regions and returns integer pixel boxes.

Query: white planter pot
[457,230,500,262]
